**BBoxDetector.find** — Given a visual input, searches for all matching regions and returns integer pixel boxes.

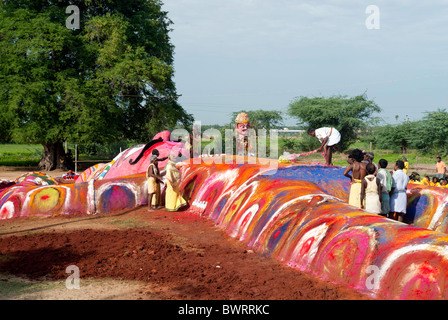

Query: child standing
[402,157,409,175]
[361,163,382,214]
[376,159,392,216]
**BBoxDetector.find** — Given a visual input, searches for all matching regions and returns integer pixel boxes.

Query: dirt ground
[0,166,378,301]
[0,209,372,301]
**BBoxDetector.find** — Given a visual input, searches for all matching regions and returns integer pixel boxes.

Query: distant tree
[287,93,381,151]
[413,109,448,156]
[231,109,283,131]
[0,0,192,170]
[373,122,414,153]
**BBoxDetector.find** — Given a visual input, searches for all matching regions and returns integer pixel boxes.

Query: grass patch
[332,150,435,167]
[0,159,40,167]
[0,144,42,167]
[0,275,61,298]
[108,218,148,229]
[0,144,114,167]
[0,144,43,154]
[0,278,40,296]
[0,255,52,298]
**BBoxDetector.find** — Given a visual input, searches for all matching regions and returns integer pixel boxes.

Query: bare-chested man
[343,149,367,208]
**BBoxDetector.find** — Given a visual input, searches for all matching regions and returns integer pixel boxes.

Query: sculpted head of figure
[235,112,250,137]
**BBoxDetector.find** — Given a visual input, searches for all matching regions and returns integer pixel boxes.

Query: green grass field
[332,151,435,167]
[0,144,43,166]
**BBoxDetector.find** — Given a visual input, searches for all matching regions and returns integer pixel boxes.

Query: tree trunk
[38,142,74,171]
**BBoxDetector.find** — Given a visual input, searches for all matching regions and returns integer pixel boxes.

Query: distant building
[278,128,305,134]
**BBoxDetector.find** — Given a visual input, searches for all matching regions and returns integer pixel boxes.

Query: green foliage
[412,109,448,156]
[373,122,413,153]
[76,140,134,158]
[277,135,320,153]
[287,93,381,151]
[0,0,192,150]
[369,110,448,157]
[279,137,302,153]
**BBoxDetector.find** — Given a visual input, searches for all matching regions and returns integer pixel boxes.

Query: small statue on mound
[234,112,255,157]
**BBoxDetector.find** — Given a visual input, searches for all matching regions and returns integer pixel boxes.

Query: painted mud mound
[179,157,448,300]
[0,173,147,219]
[3,137,448,300]
[0,132,188,219]
[76,131,188,183]
[13,172,57,186]
[406,184,448,233]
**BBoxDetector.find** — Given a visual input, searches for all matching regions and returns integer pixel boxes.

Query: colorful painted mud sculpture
[0,131,188,219]
[75,130,189,183]
[234,112,254,156]
[406,184,448,233]
[179,156,448,300]
[3,131,448,300]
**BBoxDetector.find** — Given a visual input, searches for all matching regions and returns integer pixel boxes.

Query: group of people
[411,175,448,187]
[145,112,255,213]
[408,156,447,186]
[306,127,448,223]
[145,121,445,220]
[144,112,254,212]
[146,150,187,212]
[343,149,409,222]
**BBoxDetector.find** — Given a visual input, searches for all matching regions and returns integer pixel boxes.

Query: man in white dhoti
[307,127,341,166]
[389,160,409,222]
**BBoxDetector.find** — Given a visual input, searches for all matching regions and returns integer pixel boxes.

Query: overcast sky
[162,0,448,126]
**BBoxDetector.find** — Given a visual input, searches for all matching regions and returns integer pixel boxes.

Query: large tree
[287,93,381,151]
[0,0,192,170]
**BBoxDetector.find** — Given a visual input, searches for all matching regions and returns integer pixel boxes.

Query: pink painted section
[152,130,171,141]
[76,133,188,183]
